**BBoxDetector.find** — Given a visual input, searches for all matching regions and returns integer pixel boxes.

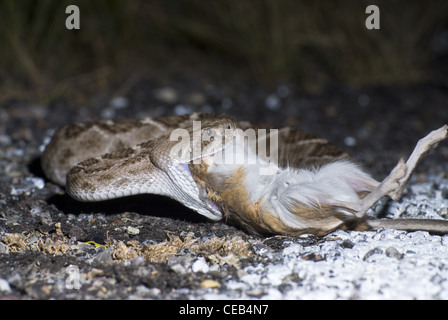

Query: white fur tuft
[244,160,379,228]
[206,135,380,229]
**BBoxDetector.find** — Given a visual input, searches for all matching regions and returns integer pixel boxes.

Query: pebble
[10,177,45,196]
[192,257,209,273]
[92,248,114,265]
[185,92,206,105]
[200,279,220,289]
[221,97,233,110]
[0,279,11,293]
[344,136,357,147]
[168,255,193,274]
[385,247,404,260]
[358,94,370,107]
[277,85,290,98]
[126,226,140,235]
[154,87,178,104]
[0,242,8,254]
[109,96,129,109]
[174,104,193,116]
[265,94,281,110]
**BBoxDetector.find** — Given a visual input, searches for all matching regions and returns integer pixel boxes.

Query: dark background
[1,0,448,174]
[1,0,448,102]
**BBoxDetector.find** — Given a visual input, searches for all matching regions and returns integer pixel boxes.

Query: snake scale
[42,113,448,236]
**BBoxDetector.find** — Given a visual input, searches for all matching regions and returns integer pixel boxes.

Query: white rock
[126,226,140,235]
[265,94,280,110]
[192,257,209,273]
[0,279,11,293]
[109,96,129,109]
[154,87,178,104]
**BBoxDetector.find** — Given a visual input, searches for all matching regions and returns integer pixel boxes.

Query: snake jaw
[177,162,223,220]
[172,122,240,220]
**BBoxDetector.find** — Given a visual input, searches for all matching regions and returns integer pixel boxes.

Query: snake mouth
[175,127,255,220]
[178,163,223,220]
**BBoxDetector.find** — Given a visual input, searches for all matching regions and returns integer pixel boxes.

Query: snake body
[42,113,448,236]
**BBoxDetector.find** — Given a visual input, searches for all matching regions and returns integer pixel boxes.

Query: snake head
[164,117,237,166]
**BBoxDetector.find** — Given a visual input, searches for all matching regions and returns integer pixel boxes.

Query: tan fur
[42,113,448,236]
[194,165,340,236]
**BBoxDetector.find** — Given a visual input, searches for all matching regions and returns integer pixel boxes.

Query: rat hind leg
[354,125,448,218]
[353,158,407,217]
[389,124,448,200]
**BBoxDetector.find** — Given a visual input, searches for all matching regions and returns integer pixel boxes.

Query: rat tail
[367,218,448,235]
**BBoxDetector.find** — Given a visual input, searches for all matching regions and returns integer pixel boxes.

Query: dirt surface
[1,76,448,300]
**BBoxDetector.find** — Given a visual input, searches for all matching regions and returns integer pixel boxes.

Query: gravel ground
[1,77,448,300]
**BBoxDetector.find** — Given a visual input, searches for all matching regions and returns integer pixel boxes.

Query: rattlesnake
[42,113,448,236]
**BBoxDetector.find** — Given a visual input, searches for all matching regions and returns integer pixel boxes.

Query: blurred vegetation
[0,0,447,104]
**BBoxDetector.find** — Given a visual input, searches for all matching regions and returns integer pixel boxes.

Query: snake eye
[204,128,215,141]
